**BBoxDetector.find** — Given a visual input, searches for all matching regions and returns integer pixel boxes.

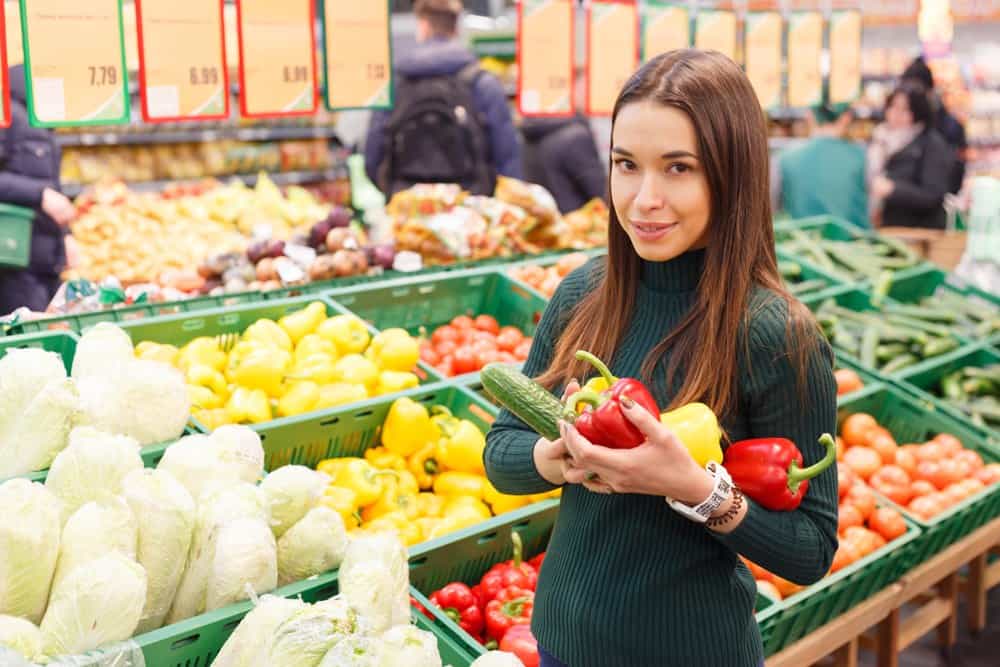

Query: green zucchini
[480,363,565,441]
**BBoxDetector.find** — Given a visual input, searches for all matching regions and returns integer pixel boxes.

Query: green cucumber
[480,363,565,441]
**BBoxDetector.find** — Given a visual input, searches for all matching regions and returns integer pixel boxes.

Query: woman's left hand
[873,176,895,199]
[560,397,713,503]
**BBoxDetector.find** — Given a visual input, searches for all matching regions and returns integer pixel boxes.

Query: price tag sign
[642,2,690,61]
[694,10,736,62]
[0,3,9,128]
[236,0,318,118]
[517,0,574,117]
[744,11,782,110]
[787,11,824,108]
[829,10,862,105]
[322,0,392,110]
[19,0,130,127]
[135,0,228,122]
[586,1,639,117]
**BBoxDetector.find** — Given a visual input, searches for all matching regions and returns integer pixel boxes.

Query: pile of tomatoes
[838,413,1000,521]
[420,315,533,377]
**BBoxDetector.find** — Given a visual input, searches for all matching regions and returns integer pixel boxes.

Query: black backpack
[378,63,495,197]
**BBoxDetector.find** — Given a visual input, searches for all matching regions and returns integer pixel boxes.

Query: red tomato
[419,343,441,367]
[473,315,501,335]
[829,541,860,574]
[976,463,1000,485]
[514,339,533,360]
[478,349,502,367]
[497,351,517,363]
[838,503,865,534]
[933,433,963,456]
[916,442,946,462]
[907,495,944,520]
[432,326,460,347]
[865,428,898,465]
[496,328,524,353]
[435,340,458,358]
[909,480,937,498]
[843,446,882,482]
[914,461,953,491]
[846,484,877,520]
[452,347,481,375]
[835,369,864,396]
[436,356,454,377]
[869,465,913,507]
[955,449,985,472]
[869,507,908,542]
[895,446,919,477]
[837,462,856,500]
[841,413,879,448]
[451,315,475,330]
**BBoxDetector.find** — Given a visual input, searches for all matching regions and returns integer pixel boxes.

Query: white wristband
[666,462,733,524]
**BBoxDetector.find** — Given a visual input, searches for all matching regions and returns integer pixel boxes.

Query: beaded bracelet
[706,487,744,530]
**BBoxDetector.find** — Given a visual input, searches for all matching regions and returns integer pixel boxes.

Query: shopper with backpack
[364,0,521,197]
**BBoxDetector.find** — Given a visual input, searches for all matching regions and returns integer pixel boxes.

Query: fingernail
[620,394,635,409]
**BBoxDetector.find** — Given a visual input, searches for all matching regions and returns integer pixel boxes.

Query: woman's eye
[667,163,691,175]
[613,159,637,173]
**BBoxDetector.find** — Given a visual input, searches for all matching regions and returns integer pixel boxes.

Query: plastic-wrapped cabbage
[210,425,265,484]
[339,533,409,633]
[121,468,196,633]
[45,427,142,522]
[156,434,239,503]
[378,625,442,667]
[0,479,62,623]
[71,323,135,380]
[0,614,42,662]
[212,595,305,667]
[0,347,67,424]
[259,466,330,538]
[267,597,365,667]
[317,635,379,667]
[470,651,527,667]
[277,506,347,586]
[52,496,138,590]
[205,517,277,612]
[167,484,268,624]
[40,552,146,657]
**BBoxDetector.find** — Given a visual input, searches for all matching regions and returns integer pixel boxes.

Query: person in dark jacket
[901,56,967,194]
[364,0,520,192]
[0,65,75,314]
[521,114,606,214]
[867,82,956,230]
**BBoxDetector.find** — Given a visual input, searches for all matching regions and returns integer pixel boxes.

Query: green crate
[838,383,1000,566]
[891,343,1000,450]
[755,507,920,656]
[0,202,34,268]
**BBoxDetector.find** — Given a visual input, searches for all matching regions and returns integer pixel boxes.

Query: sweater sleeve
[712,298,840,585]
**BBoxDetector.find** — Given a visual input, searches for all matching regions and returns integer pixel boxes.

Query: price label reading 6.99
[189,67,221,86]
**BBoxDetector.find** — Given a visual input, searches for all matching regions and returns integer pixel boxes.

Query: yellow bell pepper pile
[136,302,423,429]
[314,397,560,546]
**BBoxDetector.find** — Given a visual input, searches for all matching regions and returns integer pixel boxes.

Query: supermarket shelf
[56,126,342,147]
[62,168,346,198]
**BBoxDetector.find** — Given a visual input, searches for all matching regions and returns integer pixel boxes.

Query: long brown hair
[536,49,819,418]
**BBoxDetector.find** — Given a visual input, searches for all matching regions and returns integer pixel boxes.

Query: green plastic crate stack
[838,383,1000,566]
[0,202,35,269]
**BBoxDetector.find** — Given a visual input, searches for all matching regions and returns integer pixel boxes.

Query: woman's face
[885,93,914,130]
[610,101,711,263]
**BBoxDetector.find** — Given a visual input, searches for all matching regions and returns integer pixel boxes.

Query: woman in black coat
[867,82,956,229]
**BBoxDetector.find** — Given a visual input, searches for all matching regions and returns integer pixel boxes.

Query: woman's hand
[532,380,581,486]
[560,396,714,503]
[872,176,895,200]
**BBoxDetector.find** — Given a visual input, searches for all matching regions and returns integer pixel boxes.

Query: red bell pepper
[564,350,659,449]
[470,584,487,610]
[723,433,837,511]
[481,533,538,601]
[429,582,485,637]
[528,551,546,572]
[485,586,534,641]
[410,595,434,621]
[500,623,540,667]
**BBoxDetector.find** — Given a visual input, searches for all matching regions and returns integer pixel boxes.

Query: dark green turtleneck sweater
[484,251,838,667]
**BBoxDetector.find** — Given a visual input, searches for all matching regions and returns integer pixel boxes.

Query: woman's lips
[630,221,678,242]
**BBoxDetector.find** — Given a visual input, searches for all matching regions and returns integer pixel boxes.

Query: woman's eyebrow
[662,150,698,160]
[611,147,634,156]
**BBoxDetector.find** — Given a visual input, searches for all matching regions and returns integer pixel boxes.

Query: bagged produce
[471,652,527,667]
[317,634,379,666]
[156,434,241,502]
[0,479,62,623]
[205,517,277,612]
[0,615,42,662]
[338,533,409,633]
[212,595,305,667]
[40,552,146,657]
[276,506,348,586]
[266,597,365,667]
[121,468,197,633]
[45,427,142,522]
[210,425,265,485]
[259,465,330,538]
[377,625,442,667]
[71,322,135,381]
[52,496,138,590]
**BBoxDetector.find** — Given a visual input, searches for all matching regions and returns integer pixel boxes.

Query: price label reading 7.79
[89,66,118,86]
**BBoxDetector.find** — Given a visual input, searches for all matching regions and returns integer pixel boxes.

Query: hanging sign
[517,0,574,117]
[19,0,130,127]
[694,10,736,62]
[586,1,639,117]
[0,3,9,128]
[236,0,318,119]
[744,11,782,111]
[828,10,862,106]
[641,1,689,62]
[135,0,228,123]
[322,0,392,110]
[786,11,824,108]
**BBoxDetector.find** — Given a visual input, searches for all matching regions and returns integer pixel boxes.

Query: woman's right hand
[532,379,581,486]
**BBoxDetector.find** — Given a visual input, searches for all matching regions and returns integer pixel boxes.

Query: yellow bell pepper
[408,443,440,490]
[316,383,369,409]
[364,447,407,471]
[382,397,440,457]
[366,328,419,372]
[434,409,486,475]
[483,479,530,515]
[230,347,290,398]
[362,511,423,546]
[243,319,293,352]
[287,353,339,385]
[415,516,443,539]
[320,486,361,528]
[415,492,446,518]
[294,334,338,364]
[333,459,397,507]
[277,381,320,417]
[375,370,420,396]
[395,470,420,496]
[433,472,487,499]
[443,494,492,518]
[361,476,420,522]
[136,341,179,365]
[316,457,361,478]
[333,354,380,392]
[582,376,610,394]
[187,364,228,397]
[317,315,370,356]
[660,402,724,467]
[178,337,227,372]
[279,302,327,345]
[192,407,231,431]
[225,387,271,424]
[188,384,224,410]
[427,504,490,539]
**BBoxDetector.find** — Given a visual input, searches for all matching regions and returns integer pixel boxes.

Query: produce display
[775,228,925,284]
[315,397,560,546]
[779,260,836,297]
[135,304,423,429]
[834,368,866,396]
[931,363,1000,429]
[420,315,533,378]
[888,289,1000,343]
[507,253,590,298]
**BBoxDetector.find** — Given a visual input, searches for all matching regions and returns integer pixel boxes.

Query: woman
[867,81,956,229]
[484,50,838,667]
